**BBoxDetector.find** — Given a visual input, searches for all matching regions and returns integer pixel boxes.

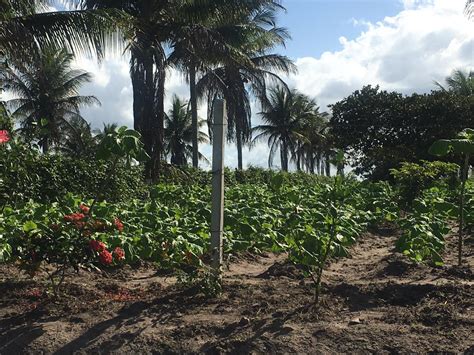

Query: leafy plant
[396,188,455,265]
[2,199,126,298]
[429,128,474,265]
[390,160,459,207]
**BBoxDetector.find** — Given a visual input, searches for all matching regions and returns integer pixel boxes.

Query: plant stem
[314,218,337,304]
[458,154,469,266]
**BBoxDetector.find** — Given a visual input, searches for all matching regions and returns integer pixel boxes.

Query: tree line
[1,0,473,180]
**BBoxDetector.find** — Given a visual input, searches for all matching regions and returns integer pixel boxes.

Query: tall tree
[80,0,284,175]
[197,5,295,170]
[60,115,96,157]
[1,0,123,63]
[252,87,318,172]
[293,111,333,175]
[330,85,474,179]
[164,95,209,166]
[0,47,99,153]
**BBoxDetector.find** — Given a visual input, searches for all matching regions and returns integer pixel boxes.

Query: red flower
[79,204,90,214]
[113,247,125,261]
[89,240,107,252]
[0,130,10,144]
[99,250,113,265]
[64,213,85,223]
[114,218,124,232]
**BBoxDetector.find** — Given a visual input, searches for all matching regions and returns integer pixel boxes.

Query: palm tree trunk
[154,63,166,179]
[235,113,244,170]
[189,62,199,169]
[325,158,331,177]
[131,50,145,134]
[236,132,244,170]
[143,51,155,178]
[42,137,49,154]
[281,140,288,172]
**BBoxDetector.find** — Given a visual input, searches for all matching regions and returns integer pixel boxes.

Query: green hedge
[0,143,146,204]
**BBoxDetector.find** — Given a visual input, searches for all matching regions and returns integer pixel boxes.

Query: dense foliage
[390,160,459,206]
[330,86,474,180]
[0,142,145,204]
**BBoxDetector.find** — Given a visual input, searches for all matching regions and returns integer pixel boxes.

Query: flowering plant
[6,199,127,298]
[0,130,10,144]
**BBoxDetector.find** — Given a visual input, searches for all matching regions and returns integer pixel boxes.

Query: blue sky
[282,0,403,58]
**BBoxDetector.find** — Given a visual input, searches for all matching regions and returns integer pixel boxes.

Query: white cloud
[288,0,473,110]
[50,0,474,168]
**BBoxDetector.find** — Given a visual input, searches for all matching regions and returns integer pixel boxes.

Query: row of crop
[0,178,393,298]
[3,176,465,300]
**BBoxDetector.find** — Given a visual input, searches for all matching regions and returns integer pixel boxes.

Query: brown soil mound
[0,231,473,354]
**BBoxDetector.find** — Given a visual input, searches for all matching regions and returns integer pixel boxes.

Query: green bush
[0,142,146,205]
[390,160,459,206]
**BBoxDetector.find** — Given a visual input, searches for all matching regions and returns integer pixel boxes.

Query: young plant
[396,188,454,265]
[284,152,363,304]
[7,201,126,298]
[429,128,474,266]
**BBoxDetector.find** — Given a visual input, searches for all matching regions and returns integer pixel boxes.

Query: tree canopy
[330,85,474,179]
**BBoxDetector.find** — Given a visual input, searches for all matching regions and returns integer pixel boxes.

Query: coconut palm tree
[466,0,474,19]
[170,0,291,169]
[293,111,330,174]
[0,47,99,153]
[252,87,318,172]
[435,69,474,96]
[60,115,96,157]
[197,7,295,170]
[94,122,118,140]
[1,0,122,63]
[164,95,209,166]
[80,0,289,175]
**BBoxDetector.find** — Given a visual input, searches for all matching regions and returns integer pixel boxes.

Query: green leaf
[23,221,38,233]
[429,140,451,156]
[270,174,284,191]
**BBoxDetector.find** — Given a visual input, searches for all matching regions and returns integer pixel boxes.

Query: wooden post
[211,99,227,278]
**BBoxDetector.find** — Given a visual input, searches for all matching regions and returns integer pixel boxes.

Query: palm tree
[170,0,290,169]
[60,115,96,157]
[293,111,330,174]
[82,0,291,175]
[435,69,474,96]
[197,6,295,170]
[466,0,473,19]
[0,47,99,153]
[94,122,119,140]
[252,87,318,172]
[1,0,123,63]
[164,95,209,166]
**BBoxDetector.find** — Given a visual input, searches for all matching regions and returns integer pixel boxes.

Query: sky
[8,0,474,169]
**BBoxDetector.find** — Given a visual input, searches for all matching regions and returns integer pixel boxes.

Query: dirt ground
[1,227,473,354]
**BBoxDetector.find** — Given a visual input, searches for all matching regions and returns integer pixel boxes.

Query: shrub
[0,141,146,205]
[3,199,127,297]
[390,160,459,206]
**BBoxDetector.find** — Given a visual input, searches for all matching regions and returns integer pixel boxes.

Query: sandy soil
[0,227,473,354]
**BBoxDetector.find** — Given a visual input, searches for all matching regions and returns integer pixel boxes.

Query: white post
[211,99,227,278]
